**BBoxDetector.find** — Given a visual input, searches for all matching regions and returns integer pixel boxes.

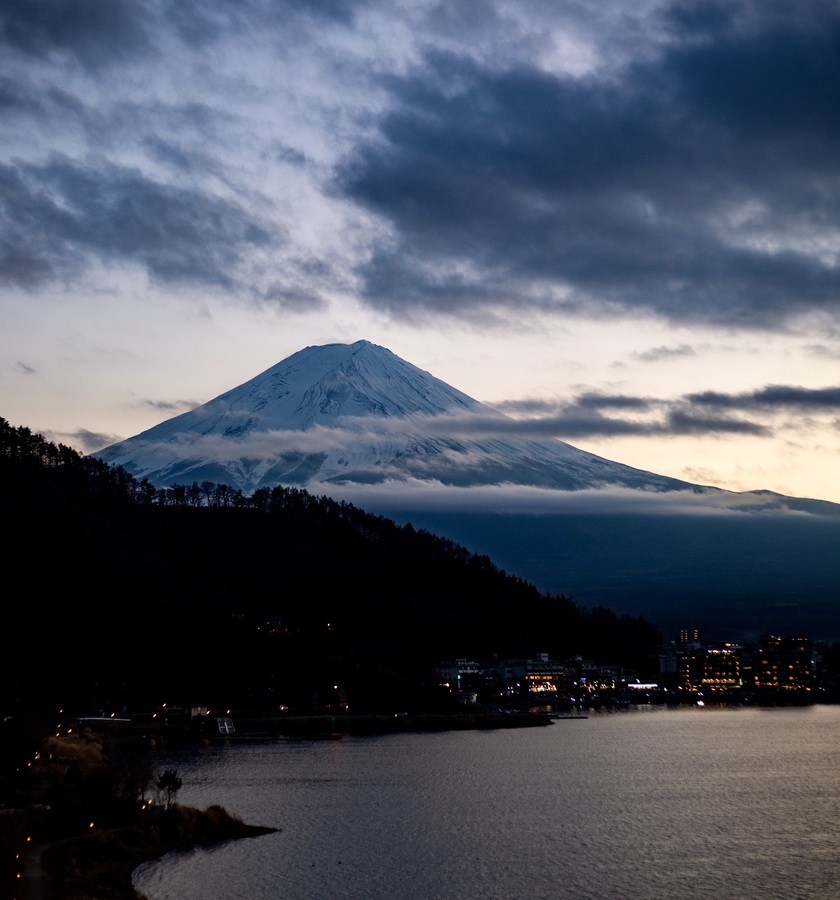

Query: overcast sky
[3,0,840,502]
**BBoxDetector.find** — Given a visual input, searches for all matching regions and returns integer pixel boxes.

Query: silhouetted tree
[157,769,183,809]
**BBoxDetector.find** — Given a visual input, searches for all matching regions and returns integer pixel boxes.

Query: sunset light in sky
[2,1,839,502]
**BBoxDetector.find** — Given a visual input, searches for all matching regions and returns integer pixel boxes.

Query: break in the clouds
[3,0,840,330]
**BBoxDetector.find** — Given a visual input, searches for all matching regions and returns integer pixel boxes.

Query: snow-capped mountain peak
[95,341,689,494]
[217,339,481,429]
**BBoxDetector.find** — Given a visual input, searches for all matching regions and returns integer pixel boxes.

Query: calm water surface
[134,706,840,899]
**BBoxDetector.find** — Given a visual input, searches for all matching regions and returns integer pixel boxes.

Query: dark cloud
[451,409,661,439]
[493,398,565,416]
[662,0,734,40]
[490,385,824,439]
[543,407,767,438]
[64,427,122,453]
[279,0,363,25]
[689,385,840,411]
[0,0,153,67]
[575,393,653,411]
[633,344,697,363]
[666,6,840,144]
[445,398,768,440]
[274,144,309,167]
[262,284,329,312]
[0,75,34,112]
[666,410,768,435]
[164,0,368,54]
[501,378,840,439]
[5,0,839,332]
[140,398,202,413]
[143,138,198,173]
[0,156,275,290]
[807,344,840,360]
[161,0,365,51]
[0,0,362,68]
[338,3,840,327]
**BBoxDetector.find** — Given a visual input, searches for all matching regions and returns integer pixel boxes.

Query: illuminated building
[490,654,570,695]
[751,636,815,691]
[678,644,742,691]
[435,659,482,690]
[678,626,702,646]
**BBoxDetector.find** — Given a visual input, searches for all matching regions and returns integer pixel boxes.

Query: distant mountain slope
[374,507,840,644]
[95,340,691,494]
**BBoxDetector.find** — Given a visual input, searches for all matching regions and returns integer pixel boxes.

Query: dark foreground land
[35,805,275,900]
[4,710,551,899]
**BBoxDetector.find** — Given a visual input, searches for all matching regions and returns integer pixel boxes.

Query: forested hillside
[1,417,662,717]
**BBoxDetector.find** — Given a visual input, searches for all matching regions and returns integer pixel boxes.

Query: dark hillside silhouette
[1,417,661,719]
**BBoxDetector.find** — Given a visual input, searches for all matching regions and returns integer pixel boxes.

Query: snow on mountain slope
[93,340,698,494]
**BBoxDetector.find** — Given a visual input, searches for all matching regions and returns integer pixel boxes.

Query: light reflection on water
[134,706,840,899]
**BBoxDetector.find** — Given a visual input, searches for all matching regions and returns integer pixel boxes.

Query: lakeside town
[435,631,834,711]
[3,629,836,899]
[131,630,837,740]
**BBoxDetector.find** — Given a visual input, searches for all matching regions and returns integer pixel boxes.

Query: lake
[134,705,840,899]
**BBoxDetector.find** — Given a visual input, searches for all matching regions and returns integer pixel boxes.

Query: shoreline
[16,709,549,898]
[37,805,276,900]
[226,709,555,737]
[88,709,556,749]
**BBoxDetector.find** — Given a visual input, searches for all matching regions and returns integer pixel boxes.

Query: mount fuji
[95,340,840,641]
[96,339,705,495]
